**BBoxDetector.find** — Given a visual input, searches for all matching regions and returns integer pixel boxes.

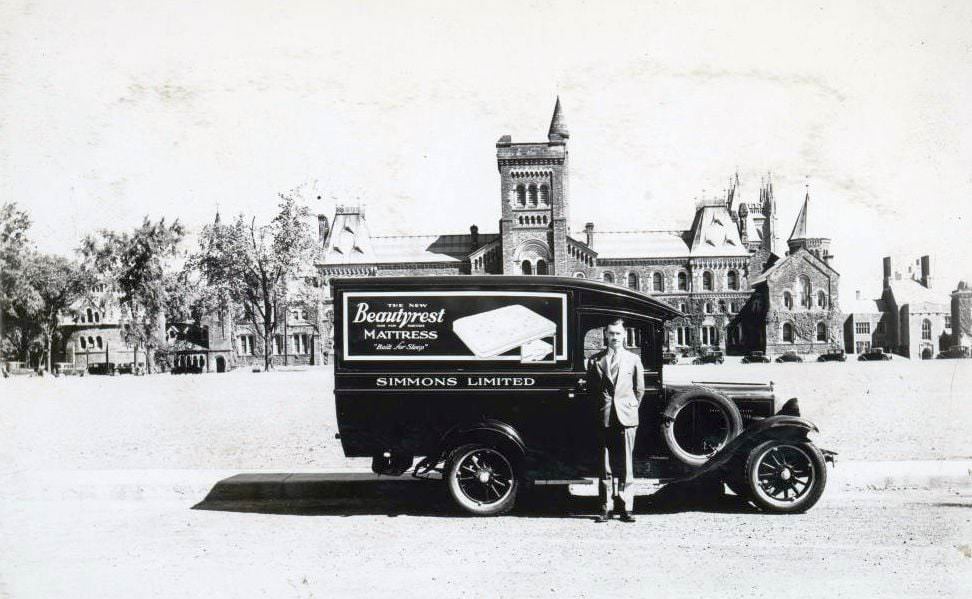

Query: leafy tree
[191,194,313,371]
[18,254,90,371]
[1,202,33,360]
[81,218,185,373]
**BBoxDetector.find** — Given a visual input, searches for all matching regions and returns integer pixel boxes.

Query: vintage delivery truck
[332,276,834,516]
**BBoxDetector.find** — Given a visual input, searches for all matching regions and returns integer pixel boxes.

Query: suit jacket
[587,347,645,428]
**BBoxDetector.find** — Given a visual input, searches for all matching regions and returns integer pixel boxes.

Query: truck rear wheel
[446,443,518,516]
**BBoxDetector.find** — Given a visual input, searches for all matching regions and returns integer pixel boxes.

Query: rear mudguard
[672,415,826,484]
[438,419,527,462]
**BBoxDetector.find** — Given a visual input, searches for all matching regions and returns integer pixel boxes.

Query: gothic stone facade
[317,99,843,358]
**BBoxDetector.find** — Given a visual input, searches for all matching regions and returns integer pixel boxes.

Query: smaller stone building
[747,193,842,357]
[842,291,887,355]
[880,255,952,359]
[58,283,153,370]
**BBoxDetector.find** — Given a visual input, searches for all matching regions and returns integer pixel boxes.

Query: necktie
[609,350,619,381]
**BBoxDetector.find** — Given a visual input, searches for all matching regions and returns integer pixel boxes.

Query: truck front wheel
[744,440,827,513]
[446,444,518,516]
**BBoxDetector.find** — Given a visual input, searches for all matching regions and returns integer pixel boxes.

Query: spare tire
[661,390,743,467]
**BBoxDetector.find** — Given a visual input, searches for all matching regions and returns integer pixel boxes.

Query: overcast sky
[2,0,970,299]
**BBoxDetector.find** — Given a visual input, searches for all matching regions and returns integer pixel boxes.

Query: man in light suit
[587,318,644,523]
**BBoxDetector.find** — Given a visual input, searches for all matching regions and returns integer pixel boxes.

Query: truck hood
[666,380,777,406]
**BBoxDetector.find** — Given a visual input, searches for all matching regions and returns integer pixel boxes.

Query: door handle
[576,377,587,391]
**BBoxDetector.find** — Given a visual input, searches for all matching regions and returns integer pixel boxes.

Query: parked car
[171,363,204,375]
[54,362,85,376]
[858,348,892,361]
[661,351,679,365]
[817,349,846,362]
[692,349,725,365]
[87,362,117,376]
[936,346,970,359]
[775,351,804,363]
[332,275,834,516]
[741,351,770,364]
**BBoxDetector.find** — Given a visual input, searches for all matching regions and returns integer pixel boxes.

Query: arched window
[86,308,93,322]
[528,184,538,206]
[603,272,615,284]
[679,303,687,313]
[87,336,95,348]
[516,185,526,206]
[816,322,827,341]
[799,276,812,308]
[96,336,103,349]
[521,261,532,275]
[79,337,87,350]
[652,272,663,292]
[727,270,738,290]
[703,271,713,291]
[922,318,932,340]
[677,272,688,291]
[539,184,549,204]
[782,323,794,343]
[783,291,793,310]
[627,273,638,290]
[536,260,548,275]
[817,290,827,308]
[705,302,713,314]
[574,272,586,278]
[94,311,100,323]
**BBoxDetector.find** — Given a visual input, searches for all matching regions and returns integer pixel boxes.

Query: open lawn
[2,359,969,471]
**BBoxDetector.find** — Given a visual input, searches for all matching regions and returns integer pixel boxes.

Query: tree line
[1,192,316,374]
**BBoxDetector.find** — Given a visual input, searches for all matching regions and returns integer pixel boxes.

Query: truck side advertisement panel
[342,291,568,362]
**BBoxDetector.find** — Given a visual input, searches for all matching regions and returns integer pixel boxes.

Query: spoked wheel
[744,441,827,513]
[662,393,743,467]
[446,444,518,516]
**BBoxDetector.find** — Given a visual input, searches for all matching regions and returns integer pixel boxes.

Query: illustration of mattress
[452,304,557,358]
[520,338,553,362]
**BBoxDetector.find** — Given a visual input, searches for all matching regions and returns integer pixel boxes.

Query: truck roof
[331,275,684,321]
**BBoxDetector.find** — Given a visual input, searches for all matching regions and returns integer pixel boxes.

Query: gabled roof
[844,297,884,315]
[887,279,949,307]
[688,202,749,256]
[749,246,839,286]
[370,233,499,264]
[321,209,376,264]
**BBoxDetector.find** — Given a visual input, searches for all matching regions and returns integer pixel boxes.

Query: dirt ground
[2,359,969,471]
[1,360,970,597]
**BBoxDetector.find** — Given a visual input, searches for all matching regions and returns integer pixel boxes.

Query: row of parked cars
[663,347,904,365]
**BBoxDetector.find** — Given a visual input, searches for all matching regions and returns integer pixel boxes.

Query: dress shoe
[594,509,612,523]
[618,510,636,523]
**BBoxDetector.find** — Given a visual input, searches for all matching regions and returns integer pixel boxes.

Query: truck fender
[439,419,527,463]
[673,415,820,483]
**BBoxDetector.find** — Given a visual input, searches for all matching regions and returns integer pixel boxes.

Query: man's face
[605,323,624,350]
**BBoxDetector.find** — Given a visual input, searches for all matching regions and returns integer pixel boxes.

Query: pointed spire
[548,96,569,141]
[789,188,810,241]
[214,202,221,225]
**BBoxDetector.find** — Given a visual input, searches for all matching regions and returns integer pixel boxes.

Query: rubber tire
[744,440,827,514]
[446,443,518,516]
[661,391,743,467]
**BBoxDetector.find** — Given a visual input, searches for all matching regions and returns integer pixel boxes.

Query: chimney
[882,256,892,289]
[317,214,330,247]
[585,222,595,248]
[470,225,479,250]
[920,255,933,289]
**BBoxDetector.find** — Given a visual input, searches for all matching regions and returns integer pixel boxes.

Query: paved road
[1,468,969,598]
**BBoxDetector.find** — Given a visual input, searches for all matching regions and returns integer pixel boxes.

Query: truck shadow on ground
[192,473,758,518]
